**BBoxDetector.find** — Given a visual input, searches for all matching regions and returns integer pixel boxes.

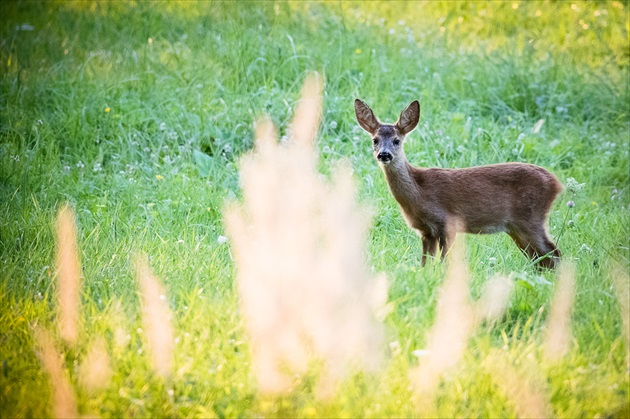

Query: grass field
[1,1,629,417]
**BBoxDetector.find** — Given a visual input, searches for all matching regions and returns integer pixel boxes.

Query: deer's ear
[396,100,420,135]
[354,99,380,135]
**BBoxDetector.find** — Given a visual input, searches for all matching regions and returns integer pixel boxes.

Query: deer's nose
[377,151,393,162]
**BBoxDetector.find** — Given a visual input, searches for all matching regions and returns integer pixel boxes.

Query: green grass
[1,1,629,417]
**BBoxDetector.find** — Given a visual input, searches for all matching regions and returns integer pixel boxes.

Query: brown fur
[355,99,562,269]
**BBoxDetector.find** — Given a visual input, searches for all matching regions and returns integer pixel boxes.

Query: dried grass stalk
[484,350,552,419]
[133,254,173,379]
[611,262,630,368]
[55,204,82,345]
[33,326,78,418]
[78,337,112,393]
[225,74,386,395]
[411,235,513,397]
[410,236,475,395]
[475,275,513,322]
[543,261,576,360]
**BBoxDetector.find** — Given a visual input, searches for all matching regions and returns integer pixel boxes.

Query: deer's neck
[380,153,420,210]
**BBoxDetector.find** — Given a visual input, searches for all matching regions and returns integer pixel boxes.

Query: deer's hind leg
[509,225,560,270]
[533,231,561,269]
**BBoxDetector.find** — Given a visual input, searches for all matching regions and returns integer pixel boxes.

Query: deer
[354,99,562,269]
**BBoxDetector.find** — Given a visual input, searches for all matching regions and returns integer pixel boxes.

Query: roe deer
[354,99,562,269]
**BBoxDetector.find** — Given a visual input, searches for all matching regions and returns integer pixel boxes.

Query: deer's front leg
[421,234,438,266]
[437,227,456,260]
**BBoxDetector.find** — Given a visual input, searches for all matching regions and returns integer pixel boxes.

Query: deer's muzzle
[377,151,393,163]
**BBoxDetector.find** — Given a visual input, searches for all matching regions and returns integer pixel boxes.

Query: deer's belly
[465,223,508,235]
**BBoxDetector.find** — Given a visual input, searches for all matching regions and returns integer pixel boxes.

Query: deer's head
[354,99,420,165]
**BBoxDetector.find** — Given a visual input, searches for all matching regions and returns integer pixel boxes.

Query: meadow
[1,1,629,417]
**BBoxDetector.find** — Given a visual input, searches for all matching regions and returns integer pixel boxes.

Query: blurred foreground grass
[1,1,628,417]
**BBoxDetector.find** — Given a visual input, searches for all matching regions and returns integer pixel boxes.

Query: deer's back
[410,162,562,233]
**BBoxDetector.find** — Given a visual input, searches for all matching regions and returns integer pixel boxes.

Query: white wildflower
[565,178,585,194]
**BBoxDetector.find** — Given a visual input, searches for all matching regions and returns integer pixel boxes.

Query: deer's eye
[393,139,401,146]
[372,138,379,145]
